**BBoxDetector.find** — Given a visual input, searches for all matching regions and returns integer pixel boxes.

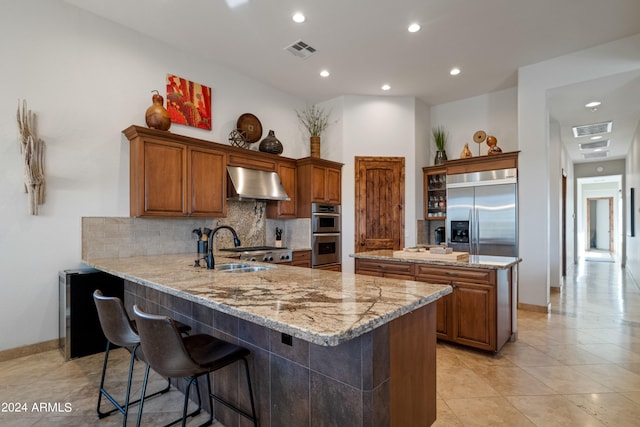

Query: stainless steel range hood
[226,166,290,201]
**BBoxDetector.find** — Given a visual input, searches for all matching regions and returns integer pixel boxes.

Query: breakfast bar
[83,253,451,426]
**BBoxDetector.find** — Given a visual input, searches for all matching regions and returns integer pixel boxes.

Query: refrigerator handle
[467,208,473,255]
[475,207,480,255]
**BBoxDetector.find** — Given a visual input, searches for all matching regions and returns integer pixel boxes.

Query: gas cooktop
[220,246,287,252]
[219,246,292,263]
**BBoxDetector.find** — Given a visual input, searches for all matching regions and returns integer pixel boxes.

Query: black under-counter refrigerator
[58,268,124,360]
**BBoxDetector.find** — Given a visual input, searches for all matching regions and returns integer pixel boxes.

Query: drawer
[292,250,311,261]
[415,265,494,284]
[355,259,415,276]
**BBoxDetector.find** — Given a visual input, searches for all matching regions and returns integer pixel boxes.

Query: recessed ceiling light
[585,101,601,108]
[408,23,421,33]
[590,135,602,140]
[292,12,306,23]
[450,67,461,76]
[381,84,391,91]
[320,70,330,77]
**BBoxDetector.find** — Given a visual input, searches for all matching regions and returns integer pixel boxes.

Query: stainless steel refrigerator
[446,168,518,256]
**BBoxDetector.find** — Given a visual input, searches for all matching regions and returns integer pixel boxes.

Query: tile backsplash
[82,200,288,259]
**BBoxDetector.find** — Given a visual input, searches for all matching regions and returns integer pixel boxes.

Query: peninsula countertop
[351,249,521,269]
[82,254,451,346]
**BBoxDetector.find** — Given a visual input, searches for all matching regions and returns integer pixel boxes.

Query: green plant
[432,126,448,151]
[296,105,332,137]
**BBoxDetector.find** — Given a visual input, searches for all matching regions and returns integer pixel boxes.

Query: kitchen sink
[215,262,252,271]
[225,266,272,273]
[215,263,272,273]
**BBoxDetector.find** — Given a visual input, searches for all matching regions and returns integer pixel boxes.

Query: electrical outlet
[281,333,293,346]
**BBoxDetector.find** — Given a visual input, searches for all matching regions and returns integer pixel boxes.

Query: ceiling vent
[284,40,317,59]
[583,151,608,159]
[572,121,613,138]
[579,140,610,151]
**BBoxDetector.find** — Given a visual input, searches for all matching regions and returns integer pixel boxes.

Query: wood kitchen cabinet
[296,157,343,217]
[126,128,226,217]
[291,250,312,268]
[354,256,512,353]
[423,165,447,220]
[415,264,511,352]
[355,259,415,280]
[266,160,297,219]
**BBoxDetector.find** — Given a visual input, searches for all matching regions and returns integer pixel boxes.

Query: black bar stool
[133,304,258,427]
[93,290,191,426]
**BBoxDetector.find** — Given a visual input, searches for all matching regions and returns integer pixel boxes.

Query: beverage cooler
[58,268,124,360]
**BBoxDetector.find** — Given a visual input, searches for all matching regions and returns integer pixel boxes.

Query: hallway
[0,260,639,426]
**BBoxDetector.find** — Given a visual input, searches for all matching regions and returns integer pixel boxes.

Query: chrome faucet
[204,225,241,270]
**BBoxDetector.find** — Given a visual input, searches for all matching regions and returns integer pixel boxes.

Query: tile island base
[124,280,437,426]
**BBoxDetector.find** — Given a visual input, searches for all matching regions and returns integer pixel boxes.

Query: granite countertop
[83,254,451,347]
[351,250,521,269]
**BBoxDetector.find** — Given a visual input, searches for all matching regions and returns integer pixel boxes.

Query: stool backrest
[133,305,201,378]
[93,290,139,347]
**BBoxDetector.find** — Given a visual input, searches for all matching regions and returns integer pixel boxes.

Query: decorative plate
[237,113,263,143]
[473,130,487,144]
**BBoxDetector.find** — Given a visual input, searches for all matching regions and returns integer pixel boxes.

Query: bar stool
[92,290,191,426]
[133,304,258,427]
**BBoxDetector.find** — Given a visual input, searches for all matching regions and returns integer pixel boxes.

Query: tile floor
[0,258,639,426]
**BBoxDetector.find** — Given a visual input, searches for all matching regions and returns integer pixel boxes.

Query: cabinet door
[143,141,186,216]
[326,167,341,204]
[291,250,311,268]
[311,165,327,202]
[452,281,495,351]
[267,162,297,218]
[188,147,226,217]
[414,272,452,339]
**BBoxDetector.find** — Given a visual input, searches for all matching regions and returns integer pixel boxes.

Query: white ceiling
[64,0,640,163]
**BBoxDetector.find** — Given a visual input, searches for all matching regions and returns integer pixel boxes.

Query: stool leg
[96,341,111,418]
[242,357,258,427]
[136,363,151,427]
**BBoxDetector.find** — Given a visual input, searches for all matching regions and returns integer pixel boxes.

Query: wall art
[166,74,212,130]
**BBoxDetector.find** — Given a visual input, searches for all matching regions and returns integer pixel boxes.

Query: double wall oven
[311,203,341,268]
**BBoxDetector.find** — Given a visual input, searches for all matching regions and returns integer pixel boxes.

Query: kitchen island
[352,250,521,353]
[83,253,451,427]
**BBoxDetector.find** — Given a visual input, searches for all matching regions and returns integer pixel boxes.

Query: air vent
[583,151,608,159]
[572,121,612,138]
[284,40,317,59]
[579,140,610,150]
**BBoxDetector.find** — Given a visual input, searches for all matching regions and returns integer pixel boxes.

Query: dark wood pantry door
[355,157,405,252]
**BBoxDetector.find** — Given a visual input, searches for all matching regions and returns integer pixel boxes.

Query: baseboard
[0,339,59,363]
[517,302,550,313]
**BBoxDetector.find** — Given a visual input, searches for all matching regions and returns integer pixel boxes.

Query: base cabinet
[356,259,511,353]
[291,250,312,268]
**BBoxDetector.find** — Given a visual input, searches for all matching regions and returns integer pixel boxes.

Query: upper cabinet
[423,165,447,220]
[296,157,343,217]
[265,160,297,219]
[125,126,226,217]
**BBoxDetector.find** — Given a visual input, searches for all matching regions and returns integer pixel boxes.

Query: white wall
[338,96,421,273]
[430,87,518,161]
[626,122,640,278]
[0,0,308,352]
[518,33,640,309]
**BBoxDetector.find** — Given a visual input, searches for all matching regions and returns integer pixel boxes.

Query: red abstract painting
[166,74,212,130]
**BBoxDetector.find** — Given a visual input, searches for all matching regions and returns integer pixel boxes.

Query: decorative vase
[145,90,171,131]
[259,130,283,155]
[310,136,321,158]
[434,150,447,165]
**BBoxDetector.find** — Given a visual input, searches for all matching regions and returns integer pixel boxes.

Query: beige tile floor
[0,258,639,426]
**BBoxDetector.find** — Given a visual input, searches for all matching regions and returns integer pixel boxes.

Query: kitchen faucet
[204,225,241,270]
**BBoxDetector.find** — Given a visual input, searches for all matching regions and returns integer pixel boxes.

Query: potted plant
[296,105,332,158]
[432,125,448,165]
